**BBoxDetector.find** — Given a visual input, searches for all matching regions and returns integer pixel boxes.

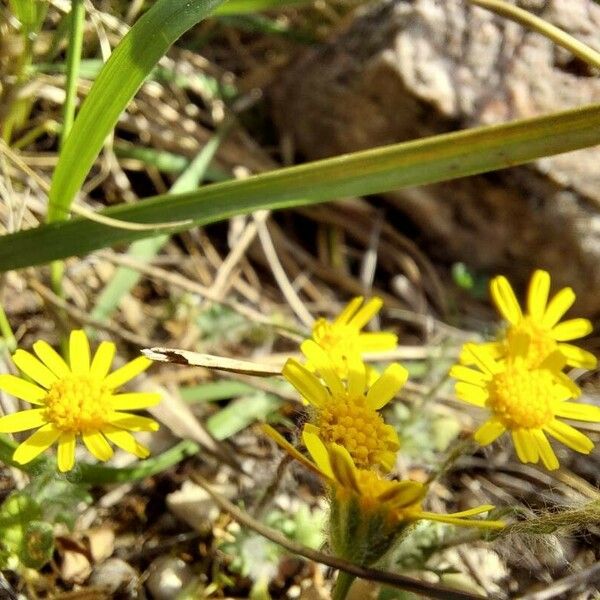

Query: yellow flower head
[309,296,397,380]
[0,330,160,472]
[262,424,503,530]
[452,335,600,471]
[482,270,596,369]
[283,343,406,471]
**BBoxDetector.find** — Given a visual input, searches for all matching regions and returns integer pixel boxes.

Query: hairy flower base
[453,337,600,471]
[261,424,503,542]
[0,331,160,472]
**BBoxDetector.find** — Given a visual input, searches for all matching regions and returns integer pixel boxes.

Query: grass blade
[47,0,225,222]
[2,102,600,271]
[214,0,313,15]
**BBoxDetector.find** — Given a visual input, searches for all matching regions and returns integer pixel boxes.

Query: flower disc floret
[0,330,161,472]
[44,377,113,432]
[482,270,597,369]
[488,361,555,429]
[307,297,397,379]
[317,394,397,469]
[283,352,407,472]
[452,338,600,471]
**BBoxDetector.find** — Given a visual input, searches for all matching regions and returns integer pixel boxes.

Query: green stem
[332,571,356,600]
[0,303,16,352]
[61,0,86,146]
[71,439,200,485]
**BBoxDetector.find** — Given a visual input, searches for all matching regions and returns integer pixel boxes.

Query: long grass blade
[2,102,600,271]
[47,0,225,222]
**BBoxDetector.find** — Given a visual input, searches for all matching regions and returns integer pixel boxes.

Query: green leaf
[2,103,600,271]
[214,0,313,15]
[206,393,282,440]
[8,0,47,34]
[47,0,226,222]
[20,521,54,569]
[181,380,257,403]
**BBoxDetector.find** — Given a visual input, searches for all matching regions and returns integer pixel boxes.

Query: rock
[145,556,193,600]
[272,0,600,314]
[89,558,140,595]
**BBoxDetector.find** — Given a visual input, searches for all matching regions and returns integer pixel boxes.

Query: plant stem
[61,0,85,146]
[0,303,16,352]
[332,571,356,600]
[470,0,600,69]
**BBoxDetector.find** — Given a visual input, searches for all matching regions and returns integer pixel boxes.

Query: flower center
[44,376,113,433]
[487,360,555,429]
[317,395,395,469]
[505,317,557,367]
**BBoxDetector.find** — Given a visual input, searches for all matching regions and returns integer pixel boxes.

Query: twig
[27,278,153,347]
[255,213,314,328]
[190,472,493,600]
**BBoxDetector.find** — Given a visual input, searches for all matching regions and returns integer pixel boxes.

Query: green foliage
[8,0,47,34]
[214,0,314,15]
[2,102,600,271]
[0,468,91,569]
[47,0,226,223]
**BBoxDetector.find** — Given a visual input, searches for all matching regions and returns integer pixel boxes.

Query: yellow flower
[481,270,596,369]
[262,424,503,530]
[452,335,600,471]
[308,296,397,380]
[283,344,406,471]
[0,330,160,472]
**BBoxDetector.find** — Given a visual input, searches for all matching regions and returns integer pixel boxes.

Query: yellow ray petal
[473,419,505,445]
[541,287,575,329]
[82,430,113,462]
[378,480,426,508]
[348,297,383,330]
[512,429,539,464]
[450,365,488,387]
[346,352,367,398]
[0,409,47,433]
[110,392,161,411]
[90,341,116,379]
[57,433,76,472]
[0,374,46,404]
[527,270,550,322]
[300,340,344,397]
[455,382,487,407]
[376,448,398,473]
[544,419,594,454]
[33,340,70,378]
[356,332,398,352]
[328,443,359,492]
[366,363,407,410]
[531,429,559,471]
[69,330,91,375]
[302,427,333,479]
[459,341,503,366]
[332,296,364,326]
[103,356,152,390]
[108,412,160,432]
[490,276,522,325]
[553,401,600,422]
[462,344,501,375]
[417,511,504,529]
[12,424,61,465]
[551,318,593,342]
[557,343,597,369]
[102,426,150,459]
[282,359,329,408]
[12,350,57,389]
